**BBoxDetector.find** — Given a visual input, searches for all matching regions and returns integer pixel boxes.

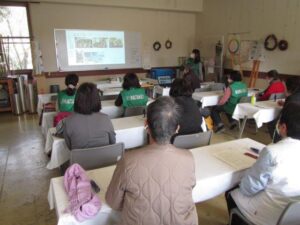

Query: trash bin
[12,93,23,115]
[27,83,37,114]
[17,76,27,112]
[50,85,60,93]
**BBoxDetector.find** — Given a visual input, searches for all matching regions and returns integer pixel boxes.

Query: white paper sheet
[213,148,256,170]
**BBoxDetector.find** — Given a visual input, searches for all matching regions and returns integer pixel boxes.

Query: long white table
[38,86,126,117]
[41,111,57,137]
[95,78,157,93]
[41,100,124,138]
[94,80,122,91]
[48,138,265,225]
[192,90,224,108]
[41,99,154,138]
[192,88,262,108]
[45,115,146,169]
[232,100,282,138]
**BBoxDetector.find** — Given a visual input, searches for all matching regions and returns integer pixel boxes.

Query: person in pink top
[258,70,285,101]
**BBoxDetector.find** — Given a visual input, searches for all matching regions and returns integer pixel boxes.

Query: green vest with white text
[224,81,248,115]
[121,88,148,108]
[58,90,76,112]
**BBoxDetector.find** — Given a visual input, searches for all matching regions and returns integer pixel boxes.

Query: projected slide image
[66,30,125,66]
[109,38,123,48]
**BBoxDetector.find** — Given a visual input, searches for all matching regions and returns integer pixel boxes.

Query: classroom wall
[29,2,197,72]
[30,0,203,13]
[196,0,300,76]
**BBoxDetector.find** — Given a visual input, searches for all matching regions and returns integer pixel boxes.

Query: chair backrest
[194,87,211,92]
[124,106,146,117]
[70,142,124,170]
[173,131,212,149]
[269,92,285,100]
[239,96,252,103]
[277,201,300,225]
[210,83,225,91]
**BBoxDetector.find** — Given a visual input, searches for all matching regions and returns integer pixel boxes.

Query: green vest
[224,82,248,115]
[121,88,148,108]
[186,58,200,77]
[58,90,76,112]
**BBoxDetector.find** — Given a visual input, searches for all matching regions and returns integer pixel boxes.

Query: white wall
[29,2,197,72]
[196,0,300,76]
[28,0,203,12]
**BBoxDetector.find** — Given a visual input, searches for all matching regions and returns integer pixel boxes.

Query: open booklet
[213,148,257,170]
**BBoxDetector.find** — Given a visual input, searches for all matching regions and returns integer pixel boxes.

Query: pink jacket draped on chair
[64,163,101,222]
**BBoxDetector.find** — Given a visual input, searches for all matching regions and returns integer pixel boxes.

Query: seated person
[63,83,116,150]
[183,66,201,92]
[169,78,203,135]
[268,77,300,142]
[58,73,79,112]
[258,70,285,101]
[211,71,247,132]
[279,77,300,107]
[115,73,148,108]
[106,97,198,225]
[226,102,300,225]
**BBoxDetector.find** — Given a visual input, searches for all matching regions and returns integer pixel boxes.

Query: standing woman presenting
[186,49,203,81]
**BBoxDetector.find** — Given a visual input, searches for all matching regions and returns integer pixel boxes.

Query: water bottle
[251,94,256,105]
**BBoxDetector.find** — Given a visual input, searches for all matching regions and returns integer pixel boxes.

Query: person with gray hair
[106,96,198,225]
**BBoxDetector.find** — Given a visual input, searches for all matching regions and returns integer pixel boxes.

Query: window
[0,4,33,74]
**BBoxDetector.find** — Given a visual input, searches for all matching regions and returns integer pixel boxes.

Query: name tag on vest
[126,95,145,101]
[235,89,247,95]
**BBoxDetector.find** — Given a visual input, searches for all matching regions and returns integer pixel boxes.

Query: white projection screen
[54,29,142,71]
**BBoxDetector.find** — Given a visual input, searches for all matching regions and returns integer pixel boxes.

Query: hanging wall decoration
[165,39,172,49]
[153,41,161,51]
[227,38,240,54]
[264,34,277,51]
[278,39,288,51]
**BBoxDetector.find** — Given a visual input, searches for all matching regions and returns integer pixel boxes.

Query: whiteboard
[54,29,142,71]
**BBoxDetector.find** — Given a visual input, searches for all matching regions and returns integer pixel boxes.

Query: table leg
[238,116,248,139]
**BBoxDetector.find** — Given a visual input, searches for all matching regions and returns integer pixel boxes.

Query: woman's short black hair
[192,49,201,64]
[147,97,181,144]
[183,70,200,91]
[74,82,101,115]
[169,78,193,97]
[65,74,79,96]
[229,70,242,82]
[279,102,300,140]
[122,73,141,90]
[267,70,279,79]
[285,77,300,94]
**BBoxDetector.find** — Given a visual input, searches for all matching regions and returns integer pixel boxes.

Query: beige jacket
[106,144,198,225]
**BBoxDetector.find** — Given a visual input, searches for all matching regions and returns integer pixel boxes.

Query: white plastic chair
[70,143,124,170]
[229,201,300,225]
[173,131,212,149]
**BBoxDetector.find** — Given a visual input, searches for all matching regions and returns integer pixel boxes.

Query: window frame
[0,1,33,78]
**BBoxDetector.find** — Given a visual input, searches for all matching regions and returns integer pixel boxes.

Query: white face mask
[68,84,75,89]
[190,53,195,59]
